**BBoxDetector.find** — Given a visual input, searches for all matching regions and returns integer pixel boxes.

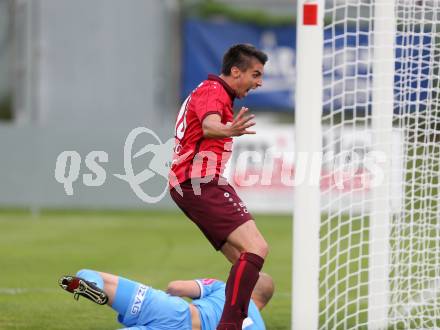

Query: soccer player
[59,269,274,330]
[169,44,269,329]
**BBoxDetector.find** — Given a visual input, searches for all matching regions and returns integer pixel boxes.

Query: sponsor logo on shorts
[131,285,149,315]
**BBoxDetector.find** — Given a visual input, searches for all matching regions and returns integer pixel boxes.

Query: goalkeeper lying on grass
[59,269,274,330]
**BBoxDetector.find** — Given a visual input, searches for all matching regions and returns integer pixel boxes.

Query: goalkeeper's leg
[58,268,136,316]
[58,269,109,305]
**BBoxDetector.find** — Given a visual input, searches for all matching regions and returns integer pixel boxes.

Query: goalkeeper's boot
[58,275,108,305]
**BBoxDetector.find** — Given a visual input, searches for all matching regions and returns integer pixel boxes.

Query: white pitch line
[0,288,58,295]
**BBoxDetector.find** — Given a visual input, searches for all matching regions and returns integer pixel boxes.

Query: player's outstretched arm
[166,280,201,298]
[202,107,256,138]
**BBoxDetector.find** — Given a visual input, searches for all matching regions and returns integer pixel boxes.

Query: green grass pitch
[0,209,291,329]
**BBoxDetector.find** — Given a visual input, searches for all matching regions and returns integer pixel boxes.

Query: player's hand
[229,107,256,137]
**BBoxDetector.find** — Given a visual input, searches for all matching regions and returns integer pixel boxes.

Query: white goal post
[294,0,440,329]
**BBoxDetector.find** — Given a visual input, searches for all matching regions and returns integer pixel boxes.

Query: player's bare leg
[59,271,109,305]
[225,220,269,258]
[220,242,241,264]
[217,220,269,329]
[59,269,121,307]
[97,271,118,305]
[76,270,148,318]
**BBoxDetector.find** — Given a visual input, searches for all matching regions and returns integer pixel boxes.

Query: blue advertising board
[182,18,296,110]
[182,18,431,113]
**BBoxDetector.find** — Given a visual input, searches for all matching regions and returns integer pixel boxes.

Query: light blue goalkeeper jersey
[116,278,265,330]
[117,285,192,330]
[192,279,266,330]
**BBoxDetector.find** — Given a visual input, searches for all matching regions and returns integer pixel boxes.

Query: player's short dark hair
[221,44,268,75]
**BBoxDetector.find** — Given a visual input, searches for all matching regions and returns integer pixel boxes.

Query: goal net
[294,0,440,329]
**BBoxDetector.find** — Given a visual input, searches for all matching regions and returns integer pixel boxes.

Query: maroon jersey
[169,74,236,188]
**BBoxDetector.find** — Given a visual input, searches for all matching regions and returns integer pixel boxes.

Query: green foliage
[183,0,294,27]
[0,94,12,121]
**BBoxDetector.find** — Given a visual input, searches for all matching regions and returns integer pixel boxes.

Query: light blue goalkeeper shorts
[114,277,192,330]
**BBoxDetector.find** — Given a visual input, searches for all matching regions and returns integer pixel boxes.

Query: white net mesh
[319,0,440,328]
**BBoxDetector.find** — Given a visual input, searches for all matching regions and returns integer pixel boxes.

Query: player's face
[234,59,264,99]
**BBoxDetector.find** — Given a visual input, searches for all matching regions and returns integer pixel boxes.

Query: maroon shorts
[170,178,253,250]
